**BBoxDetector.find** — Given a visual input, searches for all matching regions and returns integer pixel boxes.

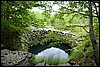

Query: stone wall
[1,49,33,66]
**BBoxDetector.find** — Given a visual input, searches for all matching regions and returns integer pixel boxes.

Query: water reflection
[36,47,68,59]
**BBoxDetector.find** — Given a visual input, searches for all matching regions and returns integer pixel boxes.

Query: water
[35,47,68,59]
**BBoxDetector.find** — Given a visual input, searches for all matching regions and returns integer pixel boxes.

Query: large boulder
[57,63,72,66]
[35,61,46,66]
[1,49,33,66]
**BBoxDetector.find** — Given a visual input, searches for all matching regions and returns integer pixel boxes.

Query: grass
[31,54,68,65]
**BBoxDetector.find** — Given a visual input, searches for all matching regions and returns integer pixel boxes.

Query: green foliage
[66,35,94,65]
[67,51,84,62]
[31,54,68,65]
[23,43,29,52]
[1,1,99,65]
[31,54,36,64]
[42,11,51,18]
[1,1,36,33]
[39,31,75,47]
[93,18,99,43]
[29,11,45,28]
[1,1,37,50]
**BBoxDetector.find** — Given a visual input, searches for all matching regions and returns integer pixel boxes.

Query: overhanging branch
[66,25,89,33]
[39,7,98,18]
[37,2,98,18]
[82,26,89,33]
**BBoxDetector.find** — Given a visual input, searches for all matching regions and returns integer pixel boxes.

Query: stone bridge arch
[22,28,76,55]
[29,43,72,55]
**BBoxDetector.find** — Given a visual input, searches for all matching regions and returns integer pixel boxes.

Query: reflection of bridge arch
[29,43,72,55]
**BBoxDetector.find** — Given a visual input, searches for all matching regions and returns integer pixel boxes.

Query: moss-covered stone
[21,29,76,51]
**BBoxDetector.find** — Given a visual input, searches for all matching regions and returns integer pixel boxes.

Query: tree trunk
[88,1,99,66]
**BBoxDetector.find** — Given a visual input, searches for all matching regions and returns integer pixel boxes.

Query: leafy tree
[1,1,37,32]
[1,1,99,66]
[1,1,37,50]
[35,1,99,66]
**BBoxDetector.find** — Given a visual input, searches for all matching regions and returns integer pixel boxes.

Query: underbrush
[31,54,68,65]
[65,38,96,66]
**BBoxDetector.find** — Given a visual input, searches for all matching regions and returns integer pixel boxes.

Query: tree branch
[82,26,89,33]
[56,4,98,18]
[93,2,99,21]
[66,25,89,33]
[57,3,90,16]
[92,1,99,3]
[76,1,89,9]
[37,2,98,18]
[38,7,72,14]
[88,1,99,66]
